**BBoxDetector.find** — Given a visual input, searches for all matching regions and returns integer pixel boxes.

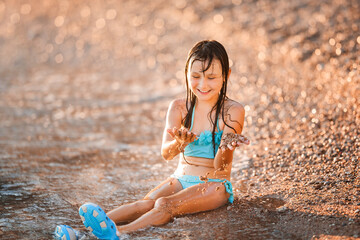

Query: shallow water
[0,143,289,239]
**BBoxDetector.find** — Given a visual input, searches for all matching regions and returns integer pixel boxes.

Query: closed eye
[207,75,218,79]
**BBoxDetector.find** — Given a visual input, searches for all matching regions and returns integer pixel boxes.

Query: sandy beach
[0,0,359,239]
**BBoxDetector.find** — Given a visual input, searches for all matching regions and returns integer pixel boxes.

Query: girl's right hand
[167,127,197,146]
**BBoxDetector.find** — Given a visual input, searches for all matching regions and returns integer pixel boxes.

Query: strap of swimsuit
[216,115,221,132]
[189,105,195,131]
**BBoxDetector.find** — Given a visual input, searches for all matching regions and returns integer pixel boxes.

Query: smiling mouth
[198,89,211,94]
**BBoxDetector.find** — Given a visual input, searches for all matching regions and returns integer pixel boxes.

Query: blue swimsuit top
[183,107,223,159]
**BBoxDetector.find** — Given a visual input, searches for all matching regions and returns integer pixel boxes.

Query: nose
[198,76,207,89]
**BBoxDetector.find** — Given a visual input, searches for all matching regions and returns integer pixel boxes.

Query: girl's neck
[195,98,218,110]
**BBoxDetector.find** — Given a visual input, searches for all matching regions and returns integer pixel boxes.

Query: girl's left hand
[220,133,250,152]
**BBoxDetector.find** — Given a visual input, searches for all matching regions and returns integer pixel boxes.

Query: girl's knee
[154,197,172,214]
[211,183,230,203]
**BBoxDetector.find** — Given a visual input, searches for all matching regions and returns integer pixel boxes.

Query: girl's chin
[194,93,217,101]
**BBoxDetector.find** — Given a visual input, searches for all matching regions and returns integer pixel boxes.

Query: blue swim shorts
[171,174,234,203]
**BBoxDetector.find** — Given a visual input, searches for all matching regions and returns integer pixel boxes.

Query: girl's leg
[116,181,229,233]
[107,177,183,224]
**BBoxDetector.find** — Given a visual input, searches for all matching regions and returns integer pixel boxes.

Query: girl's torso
[173,98,235,180]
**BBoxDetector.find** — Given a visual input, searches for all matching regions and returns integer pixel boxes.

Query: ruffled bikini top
[183,107,223,159]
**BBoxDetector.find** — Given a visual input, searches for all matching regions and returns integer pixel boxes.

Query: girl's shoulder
[221,98,245,132]
[224,98,245,115]
[222,98,245,123]
[168,98,188,117]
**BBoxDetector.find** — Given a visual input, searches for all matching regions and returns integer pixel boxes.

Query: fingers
[167,127,181,140]
[220,141,236,152]
[181,128,187,139]
[168,127,197,143]
[177,128,197,142]
[177,128,182,138]
[167,128,175,138]
[238,135,250,145]
[188,132,198,142]
[220,134,251,152]
[227,143,234,151]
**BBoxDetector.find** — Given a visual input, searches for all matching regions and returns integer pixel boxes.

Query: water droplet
[106,9,117,20]
[213,14,224,24]
[175,70,183,80]
[301,91,307,98]
[229,59,233,68]
[55,54,63,63]
[335,48,341,56]
[175,0,187,9]
[232,0,242,5]
[258,52,266,61]
[329,38,336,46]
[20,4,31,15]
[154,18,164,29]
[316,63,323,71]
[54,16,64,27]
[148,34,158,45]
[10,13,20,24]
[80,6,91,18]
[131,16,144,27]
[147,57,156,69]
[55,34,64,44]
[96,18,106,29]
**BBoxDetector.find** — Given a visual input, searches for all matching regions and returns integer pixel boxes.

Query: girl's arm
[161,99,196,161]
[213,103,246,177]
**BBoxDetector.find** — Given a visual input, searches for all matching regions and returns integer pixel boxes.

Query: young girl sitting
[69,40,249,240]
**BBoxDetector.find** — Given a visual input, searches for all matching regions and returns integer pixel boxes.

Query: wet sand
[0,0,359,239]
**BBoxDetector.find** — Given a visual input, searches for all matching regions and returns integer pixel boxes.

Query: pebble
[276,206,287,212]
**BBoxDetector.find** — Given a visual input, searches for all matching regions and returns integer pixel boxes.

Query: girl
[74,40,249,240]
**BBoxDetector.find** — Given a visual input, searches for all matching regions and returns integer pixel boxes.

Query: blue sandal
[54,225,77,240]
[79,203,119,240]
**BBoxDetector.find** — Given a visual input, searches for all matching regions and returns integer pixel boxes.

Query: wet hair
[182,40,236,156]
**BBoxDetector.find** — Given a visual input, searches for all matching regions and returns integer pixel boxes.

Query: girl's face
[188,58,226,103]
